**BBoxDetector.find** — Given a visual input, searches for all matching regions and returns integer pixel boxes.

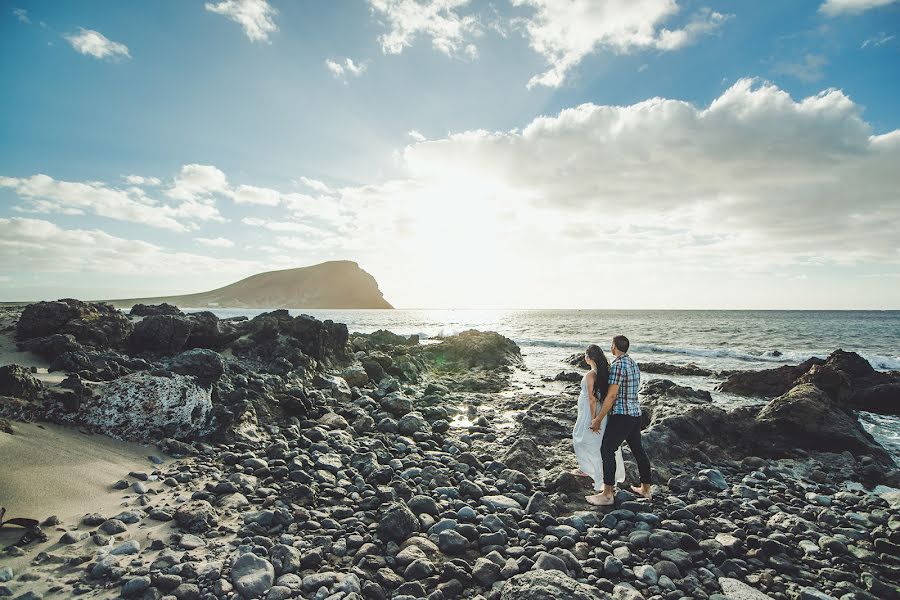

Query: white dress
[573,372,625,491]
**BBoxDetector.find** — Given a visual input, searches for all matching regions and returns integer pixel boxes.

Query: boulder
[129,303,183,317]
[640,362,714,377]
[174,500,218,533]
[501,570,607,599]
[230,552,274,598]
[377,502,419,542]
[17,333,84,361]
[169,349,226,386]
[364,329,419,347]
[421,330,524,370]
[850,383,900,415]
[249,311,349,366]
[83,373,212,441]
[128,315,191,355]
[0,365,43,401]
[183,311,240,350]
[340,366,369,388]
[754,383,889,460]
[16,299,132,350]
[717,357,824,397]
[564,353,590,370]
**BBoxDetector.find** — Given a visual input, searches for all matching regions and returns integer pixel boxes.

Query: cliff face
[109,261,393,309]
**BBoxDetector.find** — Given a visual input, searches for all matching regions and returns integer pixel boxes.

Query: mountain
[107,261,393,309]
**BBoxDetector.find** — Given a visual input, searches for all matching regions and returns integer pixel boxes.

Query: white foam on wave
[868,355,900,370]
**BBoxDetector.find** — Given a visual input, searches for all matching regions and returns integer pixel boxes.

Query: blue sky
[1,0,899,308]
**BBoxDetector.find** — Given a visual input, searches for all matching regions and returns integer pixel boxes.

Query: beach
[0,300,898,600]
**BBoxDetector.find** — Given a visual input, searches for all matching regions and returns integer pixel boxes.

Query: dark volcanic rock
[129,303,183,317]
[239,310,349,368]
[377,502,419,542]
[717,357,825,397]
[642,379,712,402]
[850,383,900,415]
[128,315,192,355]
[169,349,225,385]
[16,299,132,350]
[362,329,420,347]
[719,350,898,416]
[17,333,84,361]
[183,311,240,350]
[0,364,43,401]
[564,353,590,370]
[640,362,714,377]
[421,330,523,370]
[754,383,890,460]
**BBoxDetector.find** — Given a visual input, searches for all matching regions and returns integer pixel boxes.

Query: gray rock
[473,557,503,587]
[481,495,522,511]
[0,568,11,583]
[718,577,776,600]
[500,569,607,599]
[231,553,275,599]
[174,500,217,533]
[798,589,836,600]
[634,565,657,585]
[531,552,568,574]
[110,540,140,555]
[99,519,127,535]
[438,529,468,555]
[121,576,151,597]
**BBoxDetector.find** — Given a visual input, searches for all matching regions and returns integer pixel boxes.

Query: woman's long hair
[586,344,610,399]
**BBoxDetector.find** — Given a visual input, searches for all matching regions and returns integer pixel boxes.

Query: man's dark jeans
[601,414,652,485]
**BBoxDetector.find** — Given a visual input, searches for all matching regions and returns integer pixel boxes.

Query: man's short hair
[613,335,630,353]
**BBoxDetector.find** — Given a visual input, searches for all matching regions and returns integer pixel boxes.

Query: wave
[868,355,900,370]
[515,339,898,371]
[635,343,814,364]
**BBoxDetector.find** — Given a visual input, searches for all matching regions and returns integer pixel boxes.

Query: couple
[572,335,653,506]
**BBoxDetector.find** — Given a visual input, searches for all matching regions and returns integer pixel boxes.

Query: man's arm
[591,383,618,432]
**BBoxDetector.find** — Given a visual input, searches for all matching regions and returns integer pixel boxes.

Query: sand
[0,422,171,597]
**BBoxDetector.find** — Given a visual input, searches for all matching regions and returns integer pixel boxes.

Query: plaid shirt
[608,354,641,416]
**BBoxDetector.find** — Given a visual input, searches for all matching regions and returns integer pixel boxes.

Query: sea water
[186,308,900,458]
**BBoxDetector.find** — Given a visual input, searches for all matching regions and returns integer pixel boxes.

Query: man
[586,335,652,506]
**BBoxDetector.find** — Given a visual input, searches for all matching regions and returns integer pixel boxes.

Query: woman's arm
[586,371,597,417]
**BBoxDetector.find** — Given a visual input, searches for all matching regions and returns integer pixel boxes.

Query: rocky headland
[101,261,393,310]
[0,300,898,600]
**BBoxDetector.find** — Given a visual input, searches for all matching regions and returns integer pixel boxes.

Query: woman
[572,344,625,496]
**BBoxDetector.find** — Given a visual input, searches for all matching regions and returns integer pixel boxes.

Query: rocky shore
[1,299,899,600]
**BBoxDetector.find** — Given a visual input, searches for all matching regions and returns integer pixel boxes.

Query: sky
[1,0,899,309]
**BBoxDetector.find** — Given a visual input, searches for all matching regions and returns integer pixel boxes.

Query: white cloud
[232,184,281,206]
[0,174,223,232]
[64,28,130,61]
[408,130,427,142]
[123,175,162,186]
[368,0,480,56]
[242,217,319,234]
[325,58,368,80]
[195,236,235,248]
[205,0,277,43]
[13,8,29,23]
[0,218,255,276]
[295,176,332,194]
[512,0,729,88]
[820,0,899,16]
[166,164,229,201]
[772,53,828,82]
[861,32,895,48]
[393,78,900,274]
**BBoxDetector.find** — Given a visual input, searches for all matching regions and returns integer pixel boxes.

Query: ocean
[186,308,900,458]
